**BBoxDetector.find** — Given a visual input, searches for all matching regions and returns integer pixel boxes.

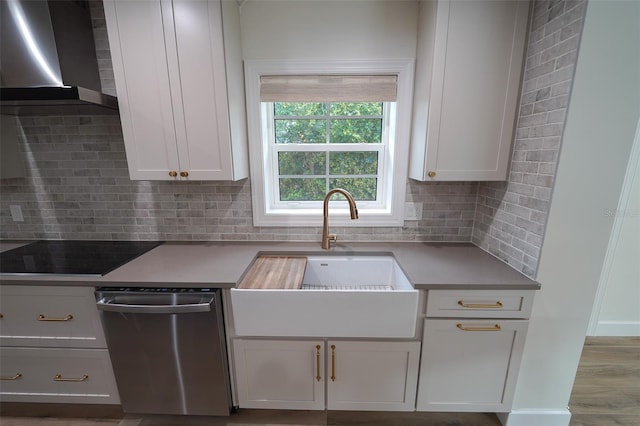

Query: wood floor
[568,337,640,426]
[1,337,637,426]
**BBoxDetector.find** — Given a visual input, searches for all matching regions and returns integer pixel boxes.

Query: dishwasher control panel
[96,287,215,293]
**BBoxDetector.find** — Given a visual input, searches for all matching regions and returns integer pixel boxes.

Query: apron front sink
[230,255,419,337]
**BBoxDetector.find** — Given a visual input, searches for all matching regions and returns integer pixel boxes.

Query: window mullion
[377,102,390,204]
[269,103,282,208]
[325,102,331,192]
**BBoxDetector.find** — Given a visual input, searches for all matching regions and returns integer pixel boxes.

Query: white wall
[589,128,640,336]
[239,0,419,60]
[501,1,640,424]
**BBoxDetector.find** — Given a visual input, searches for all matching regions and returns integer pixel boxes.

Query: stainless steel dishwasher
[95,287,231,416]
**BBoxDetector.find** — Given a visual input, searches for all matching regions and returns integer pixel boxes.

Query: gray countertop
[0,241,539,290]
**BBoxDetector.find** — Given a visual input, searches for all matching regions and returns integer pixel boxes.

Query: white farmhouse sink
[230,255,419,337]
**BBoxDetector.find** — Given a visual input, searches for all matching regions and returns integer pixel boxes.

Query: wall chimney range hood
[0,0,118,115]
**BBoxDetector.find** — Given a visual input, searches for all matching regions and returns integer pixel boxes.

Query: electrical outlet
[9,205,24,222]
[404,202,422,220]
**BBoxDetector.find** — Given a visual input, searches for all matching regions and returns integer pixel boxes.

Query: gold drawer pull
[54,374,88,382]
[457,300,503,309]
[315,345,322,382]
[457,323,501,332]
[330,345,336,382]
[1,373,22,381]
[37,314,73,322]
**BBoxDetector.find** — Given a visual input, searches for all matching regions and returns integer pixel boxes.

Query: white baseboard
[497,409,571,426]
[593,321,640,336]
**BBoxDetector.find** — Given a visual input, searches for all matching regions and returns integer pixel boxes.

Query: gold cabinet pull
[330,345,336,382]
[427,171,436,178]
[1,373,22,381]
[457,300,503,309]
[54,374,88,382]
[180,171,189,177]
[315,345,322,382]
[169,171,178,177]
[457,323,502,332]
[37,314,73,322]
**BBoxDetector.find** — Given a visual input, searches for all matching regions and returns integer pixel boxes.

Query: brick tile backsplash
[0,115,477,243]
[473,0,587,277]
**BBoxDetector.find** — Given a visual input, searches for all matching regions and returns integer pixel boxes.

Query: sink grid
[300,284,394,291]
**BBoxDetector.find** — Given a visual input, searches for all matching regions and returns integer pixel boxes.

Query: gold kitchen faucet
[321,188,359,249]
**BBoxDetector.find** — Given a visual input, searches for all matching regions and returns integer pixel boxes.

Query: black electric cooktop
[0,240,163,276]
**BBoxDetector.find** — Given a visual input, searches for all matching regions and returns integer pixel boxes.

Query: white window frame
[245,59,414,227]
[266,101,389,209]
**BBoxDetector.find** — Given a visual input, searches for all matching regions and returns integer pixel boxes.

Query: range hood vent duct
[0,0,118,115]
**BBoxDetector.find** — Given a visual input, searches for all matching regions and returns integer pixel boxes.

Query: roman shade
[260,75,398,102]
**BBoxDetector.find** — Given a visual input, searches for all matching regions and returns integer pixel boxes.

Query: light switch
[9,205,24,222]
[404,202,423,220]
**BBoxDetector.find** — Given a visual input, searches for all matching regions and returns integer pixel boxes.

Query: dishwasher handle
[96,297,214,314]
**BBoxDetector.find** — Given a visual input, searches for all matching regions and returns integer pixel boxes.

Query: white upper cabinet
[409,0,530,181]
[104,0,248,180]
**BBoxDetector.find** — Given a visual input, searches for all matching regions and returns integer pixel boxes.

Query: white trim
[588,117,640,335]
[593,321,640,336]
[245,59,414,227]
[497,409,571,426]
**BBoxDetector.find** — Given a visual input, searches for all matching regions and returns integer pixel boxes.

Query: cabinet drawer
[0,286,106,348]
[0,347,119,404]
[425,290,534,319]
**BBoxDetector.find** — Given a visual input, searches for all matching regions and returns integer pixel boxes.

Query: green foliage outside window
[279,178,326,201]
[274,102,383,202]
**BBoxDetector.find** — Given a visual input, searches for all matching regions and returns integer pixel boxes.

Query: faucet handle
[328,235,337,243]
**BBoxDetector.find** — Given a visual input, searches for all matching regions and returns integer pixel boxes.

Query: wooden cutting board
[237,256,307,289]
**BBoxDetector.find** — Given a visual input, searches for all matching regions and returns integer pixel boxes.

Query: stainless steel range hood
[0,0,118,115]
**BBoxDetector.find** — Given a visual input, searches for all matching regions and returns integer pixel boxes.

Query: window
[246,60,414,227]
[269,101,386,204]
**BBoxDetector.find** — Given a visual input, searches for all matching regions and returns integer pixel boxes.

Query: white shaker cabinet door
[168,0,235,180]
[327,341,420,411]
[417,319,528,412]
[410,0,529,181]
[104,0,179,180]
[233,339,325,410]
[104,0,246,180]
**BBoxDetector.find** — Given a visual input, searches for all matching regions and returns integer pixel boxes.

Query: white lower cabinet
[327,340,420,411]
[0,347,119,404]
[233,340,324,410]
[0,286,119,404]
[416,319,527,412]
[233,339,420,411]
[0,285,106,348]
